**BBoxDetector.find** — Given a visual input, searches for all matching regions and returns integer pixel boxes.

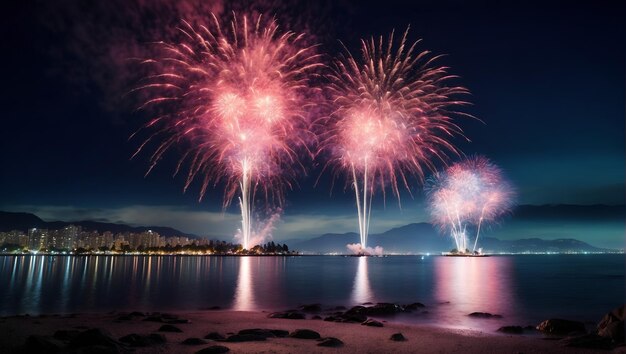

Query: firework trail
[427,156,515,253]
[132,13,321,250]
[321,29,470,252]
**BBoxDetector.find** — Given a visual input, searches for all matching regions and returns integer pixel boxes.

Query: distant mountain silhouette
[479,237,611,253]
[292,222,615,254]
[292,223,453,254]
[0,211,46,231]
[0,211,198,238]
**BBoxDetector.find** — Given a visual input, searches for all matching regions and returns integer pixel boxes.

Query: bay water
[1,254,623,331]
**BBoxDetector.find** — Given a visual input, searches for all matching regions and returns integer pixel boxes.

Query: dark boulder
[536,319,586,335]
[341,306,368,322]
[158,324,183,333]
[361,319,384,327]
[238,329,276,339]
[267,311,305,319]
[323,306,368,323]
[182,338,208,345]
[323,313,366,323]
[405,302,426,311]
[597,304,625,343]
[195,345,230,354]
[147,334,166,344]
[204,332,226,340]
[317,337,344,347]
[364,303,405,316]
[129,311,145,317]
[345,306,366,315]
[23,335,64,353]
[312,315,322,320]
[390,333,407,341]
[468,312,502,319]
[289,329,321,339]
[224,334,266,342]
[497,326,524,334]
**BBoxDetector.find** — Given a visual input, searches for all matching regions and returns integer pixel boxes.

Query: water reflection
[351,257,373,304]
[233,256,256,310]
[434,256,515,329]
[1,254,623,327]
[232,256,287,310]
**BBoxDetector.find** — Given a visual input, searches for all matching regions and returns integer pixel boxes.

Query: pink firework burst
[321,29,471,250]
[131,13,322,250]
[427,156,515,253]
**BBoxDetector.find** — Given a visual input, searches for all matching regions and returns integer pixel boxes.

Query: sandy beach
[1,310,623,353]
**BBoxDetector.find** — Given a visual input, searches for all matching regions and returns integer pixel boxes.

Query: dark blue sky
[0,0,623,243]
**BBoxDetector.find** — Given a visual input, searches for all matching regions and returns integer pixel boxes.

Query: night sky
[0,1,623,246]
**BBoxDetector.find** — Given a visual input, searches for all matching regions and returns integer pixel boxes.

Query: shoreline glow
[132,14,321,250]
[322,29,471,252]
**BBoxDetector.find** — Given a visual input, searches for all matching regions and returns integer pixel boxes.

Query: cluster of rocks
[23,328,127,354]
[15,300,429,353]
[496,304,625,350]
[19,312,204,354]
[264,302,419,346]
[140,312,191,324]
[21,326,339,353]
[324,303,424,325]
[203,328,345,348]
[268,302,426,330]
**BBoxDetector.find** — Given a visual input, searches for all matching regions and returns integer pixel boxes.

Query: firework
[322,29,470,252]
[132,14,321,250]
[427,156,515,253]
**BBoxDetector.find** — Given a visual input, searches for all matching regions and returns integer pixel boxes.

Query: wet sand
[0,310,623,353]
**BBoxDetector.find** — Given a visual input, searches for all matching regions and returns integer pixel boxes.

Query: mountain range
[289,222,616,254]
[0,211,197,238]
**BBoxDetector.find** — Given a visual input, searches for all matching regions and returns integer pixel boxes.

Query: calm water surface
[1,255,623,331]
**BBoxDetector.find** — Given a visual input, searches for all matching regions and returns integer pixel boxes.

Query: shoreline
[1,310,622,353]
[1,252,623,257]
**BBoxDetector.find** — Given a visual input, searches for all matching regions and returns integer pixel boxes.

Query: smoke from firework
[132,13,321,249]
[427,156,515,253]
[321,28,471,251]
